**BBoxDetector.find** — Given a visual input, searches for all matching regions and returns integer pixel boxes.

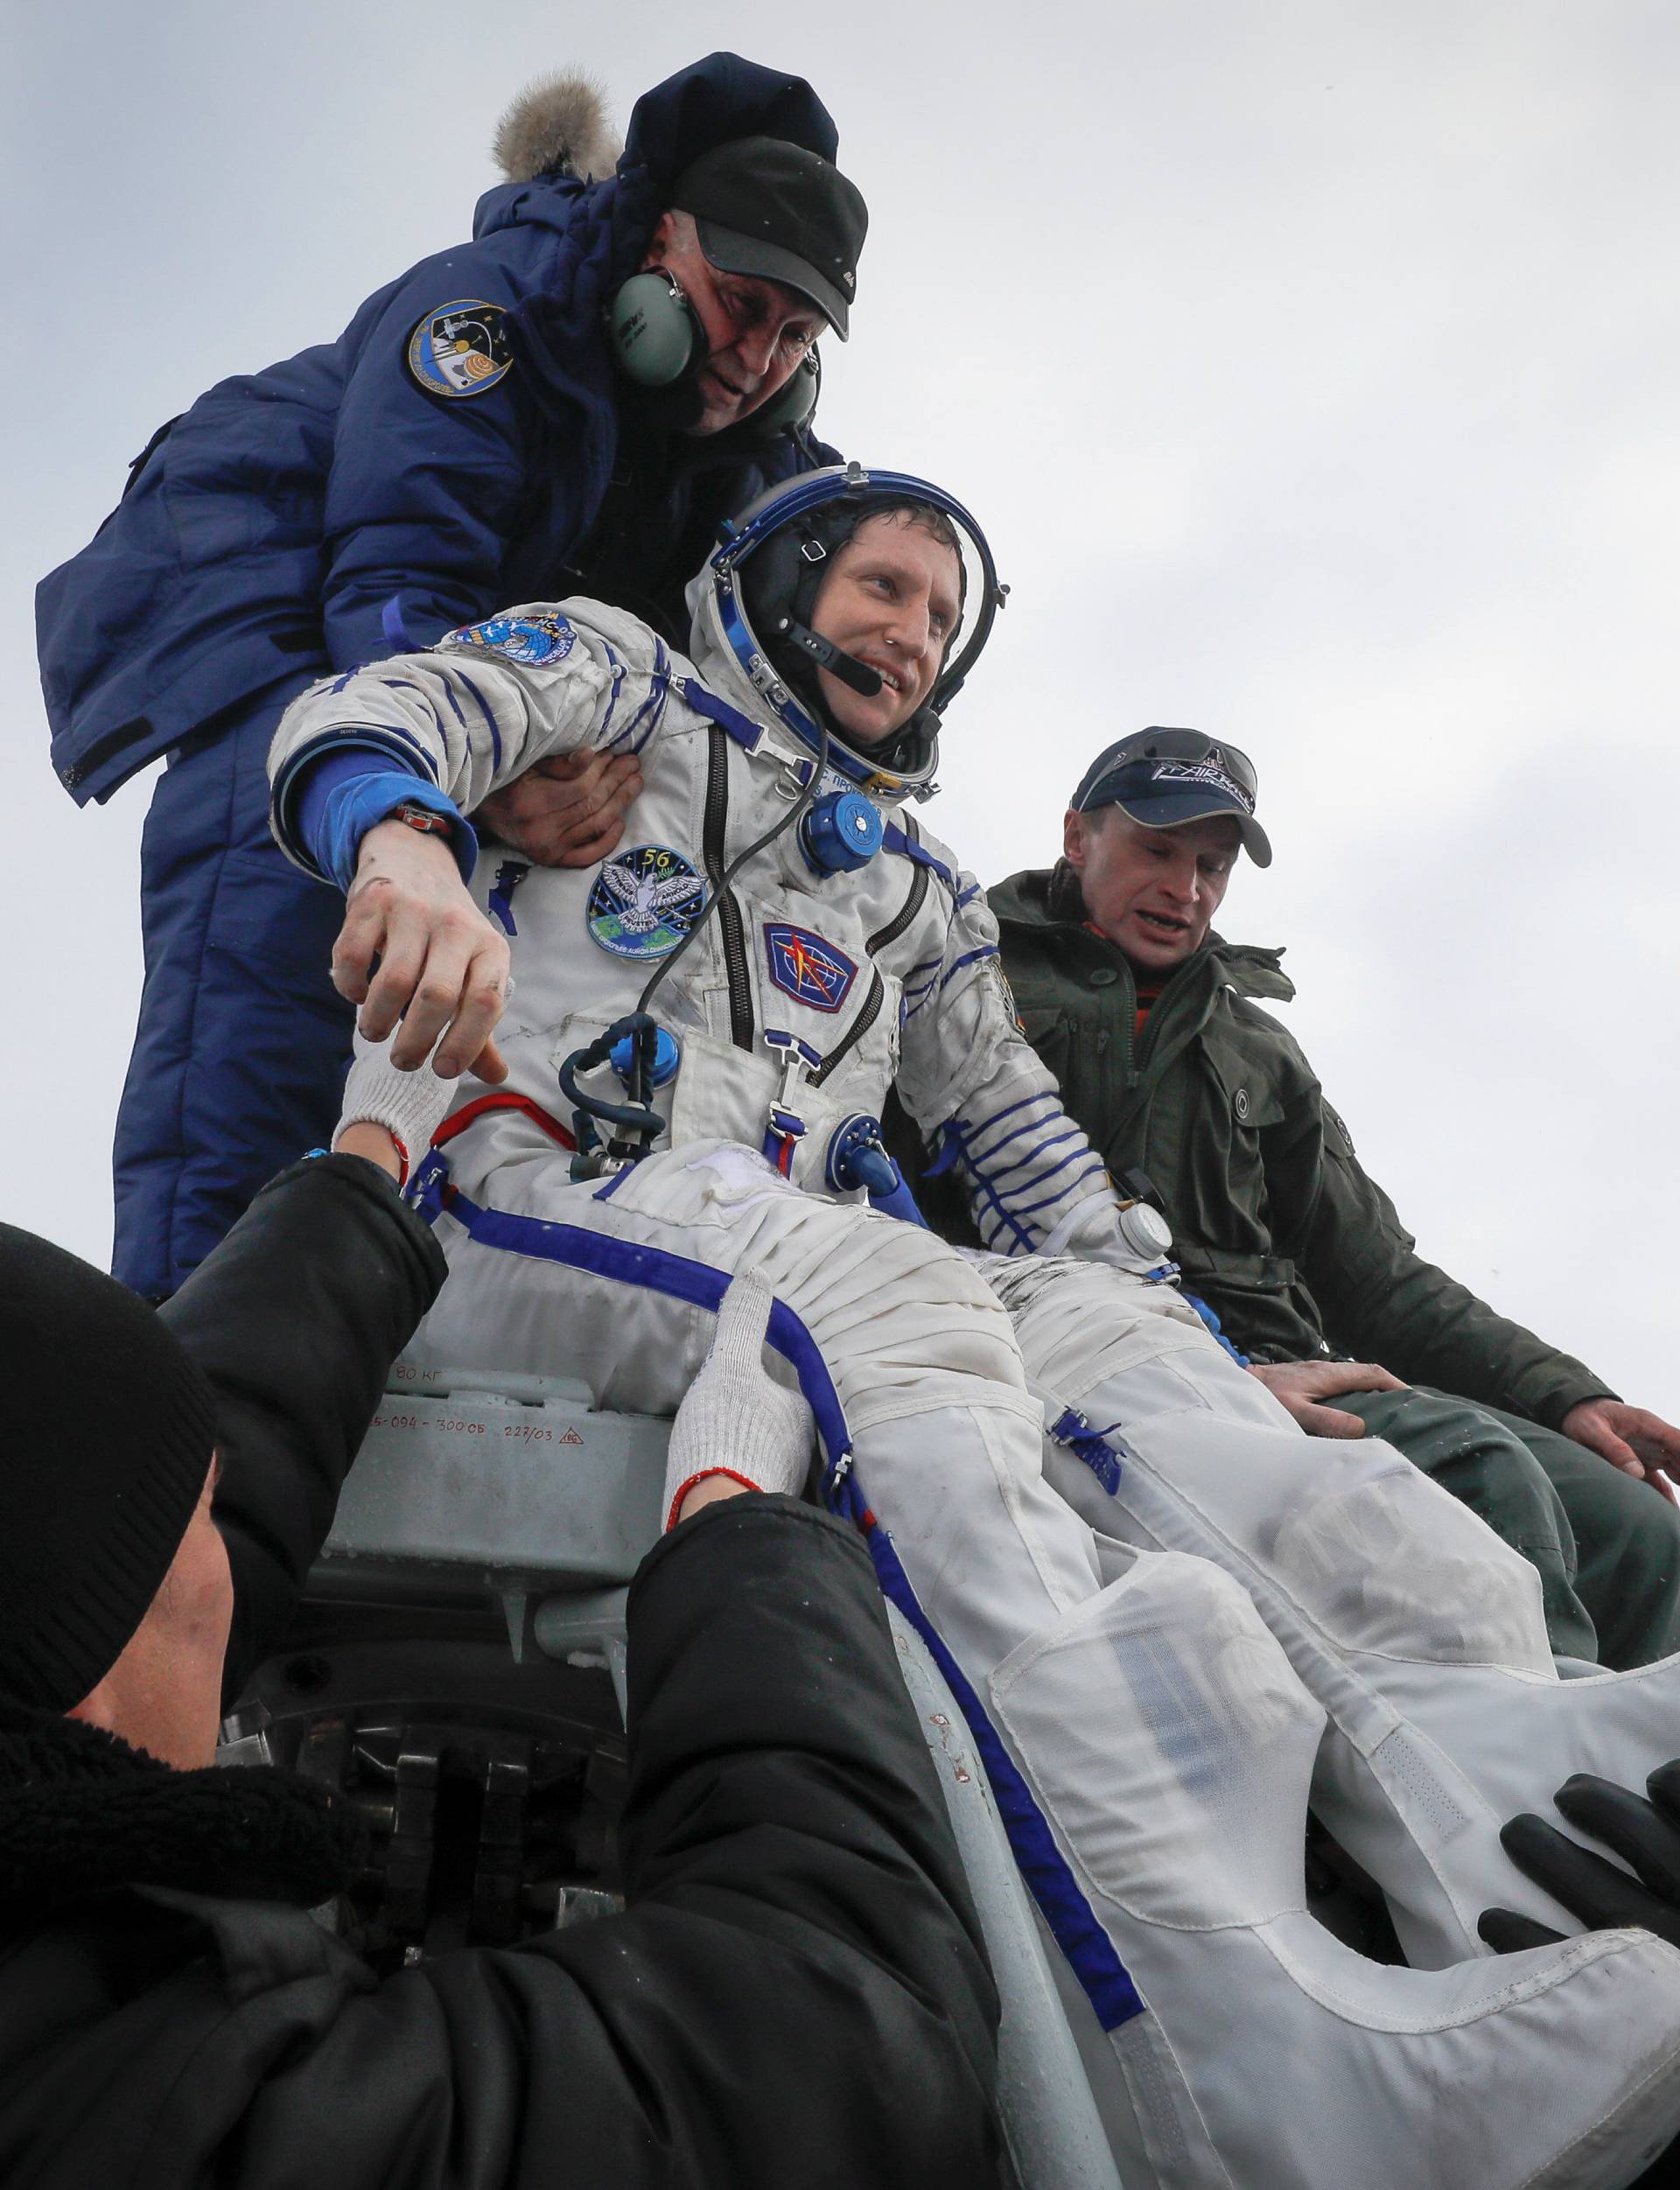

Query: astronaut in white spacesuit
[271,465,1680,2188]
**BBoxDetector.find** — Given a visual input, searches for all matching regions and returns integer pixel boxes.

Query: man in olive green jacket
[927,728,1680,1669]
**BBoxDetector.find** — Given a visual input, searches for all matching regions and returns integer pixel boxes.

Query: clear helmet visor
[694,463,1007,790]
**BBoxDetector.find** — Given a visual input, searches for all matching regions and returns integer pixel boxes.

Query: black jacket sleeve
[217,1497,999,2189]
[158,1155,447,1702]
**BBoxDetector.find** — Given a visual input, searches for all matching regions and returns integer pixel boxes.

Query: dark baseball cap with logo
[1071,728,1272,867]
[670,136,868,339]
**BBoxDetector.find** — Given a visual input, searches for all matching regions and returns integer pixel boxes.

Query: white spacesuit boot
[988,1252,1680,1969]
[994,1539,1680,2190]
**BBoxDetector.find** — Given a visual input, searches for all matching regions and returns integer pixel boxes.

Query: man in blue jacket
[36,52,864,1301]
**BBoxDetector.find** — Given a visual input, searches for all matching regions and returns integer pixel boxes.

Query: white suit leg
[989,1249,1680,1971]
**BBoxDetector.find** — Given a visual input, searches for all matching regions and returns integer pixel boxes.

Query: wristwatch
[390,800,452,837]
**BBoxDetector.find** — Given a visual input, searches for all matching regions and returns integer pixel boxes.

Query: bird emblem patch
[586,846,704,960]
[441,612,575,667]
[764,924,858,1013]
[407,299,514,398]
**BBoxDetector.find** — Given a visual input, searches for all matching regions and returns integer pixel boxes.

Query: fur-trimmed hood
[474,52,841,247]
[494,72,621,186]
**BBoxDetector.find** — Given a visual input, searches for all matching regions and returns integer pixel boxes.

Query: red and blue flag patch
[764,923,858,1013]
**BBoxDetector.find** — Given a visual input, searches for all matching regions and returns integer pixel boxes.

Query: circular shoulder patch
[442,613,575,667]
[1323,1102,1356,1156]
[586,846,704,961]
[407,299,514,399]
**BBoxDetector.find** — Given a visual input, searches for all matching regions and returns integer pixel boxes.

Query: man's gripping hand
[333,820,510,1080]
[1248,1358,1406,1438]
[332,1027,481,1188]
[474,750,643,867]
[662,1276,816,1531]
[1561,1397,1680,1506]
[1480,1761,1680,1953]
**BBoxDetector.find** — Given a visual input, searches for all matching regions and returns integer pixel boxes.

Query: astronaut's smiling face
[808,512,962,748]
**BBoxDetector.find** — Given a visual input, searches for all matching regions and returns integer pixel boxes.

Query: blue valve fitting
[609,1025,681,1090]
[800,790,884,877]
[825,1113,898,1196]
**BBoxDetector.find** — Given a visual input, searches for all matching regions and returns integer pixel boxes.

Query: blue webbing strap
[1049,1407,1129,1497]
[678,678,764,752]
[881,822,957,892]
[487,859,528,937]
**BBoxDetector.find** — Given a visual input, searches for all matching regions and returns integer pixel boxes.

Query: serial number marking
[370,1413,585,1445]
[372,1413,484,1434]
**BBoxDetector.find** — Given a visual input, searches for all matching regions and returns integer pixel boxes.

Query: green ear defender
[607,269,822,432]
[747,348,820,436]
[608,269,707,387]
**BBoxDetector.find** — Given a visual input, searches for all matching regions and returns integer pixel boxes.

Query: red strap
[664,1467,760,1533]
[431,1090,578,1153]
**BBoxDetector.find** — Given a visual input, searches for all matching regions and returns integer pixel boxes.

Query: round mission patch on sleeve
[407,299,514,398]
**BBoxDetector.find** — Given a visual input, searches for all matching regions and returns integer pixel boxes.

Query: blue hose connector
[609,1025,681,1090]
[801,791,884,876]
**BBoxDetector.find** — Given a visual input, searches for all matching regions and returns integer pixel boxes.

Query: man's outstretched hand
[474,750,642,867]
[662,1275,816,1531]
[1561,1398,1680,1505]
[1248,1359,1406,1438]
[1480,1761,1680,1953]
[332,821,510,1080]
[333,1025,490,1187]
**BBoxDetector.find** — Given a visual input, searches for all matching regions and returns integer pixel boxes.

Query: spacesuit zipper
[809,969,884,1088]
[704,727,755,1051]
[867,860,929,953]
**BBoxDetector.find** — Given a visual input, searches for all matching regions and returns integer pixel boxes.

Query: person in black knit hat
[0,1089,998,2187]
[0,1226,220,1735]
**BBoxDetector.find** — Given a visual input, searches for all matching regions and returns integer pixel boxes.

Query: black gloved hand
[1480,1759,1680,1953]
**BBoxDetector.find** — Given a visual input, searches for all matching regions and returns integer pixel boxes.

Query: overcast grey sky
[7,0,1677,1411]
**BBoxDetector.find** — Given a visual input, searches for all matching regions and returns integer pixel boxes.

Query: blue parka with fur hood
[35,52,843,1299]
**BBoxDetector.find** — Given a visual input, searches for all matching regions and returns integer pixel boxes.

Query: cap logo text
[1152,759,1256,814]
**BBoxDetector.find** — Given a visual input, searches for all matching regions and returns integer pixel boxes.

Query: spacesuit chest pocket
[733,884,898,1092]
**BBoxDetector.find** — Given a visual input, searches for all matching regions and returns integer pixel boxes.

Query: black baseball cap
[671,136,867,339]
[1072,728,1271,867]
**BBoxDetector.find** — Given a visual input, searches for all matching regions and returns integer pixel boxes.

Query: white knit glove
[332,1027,463,1186]
[662,1274,816,1530]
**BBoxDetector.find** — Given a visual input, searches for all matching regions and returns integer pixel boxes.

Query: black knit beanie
[0,1225,216,1712]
